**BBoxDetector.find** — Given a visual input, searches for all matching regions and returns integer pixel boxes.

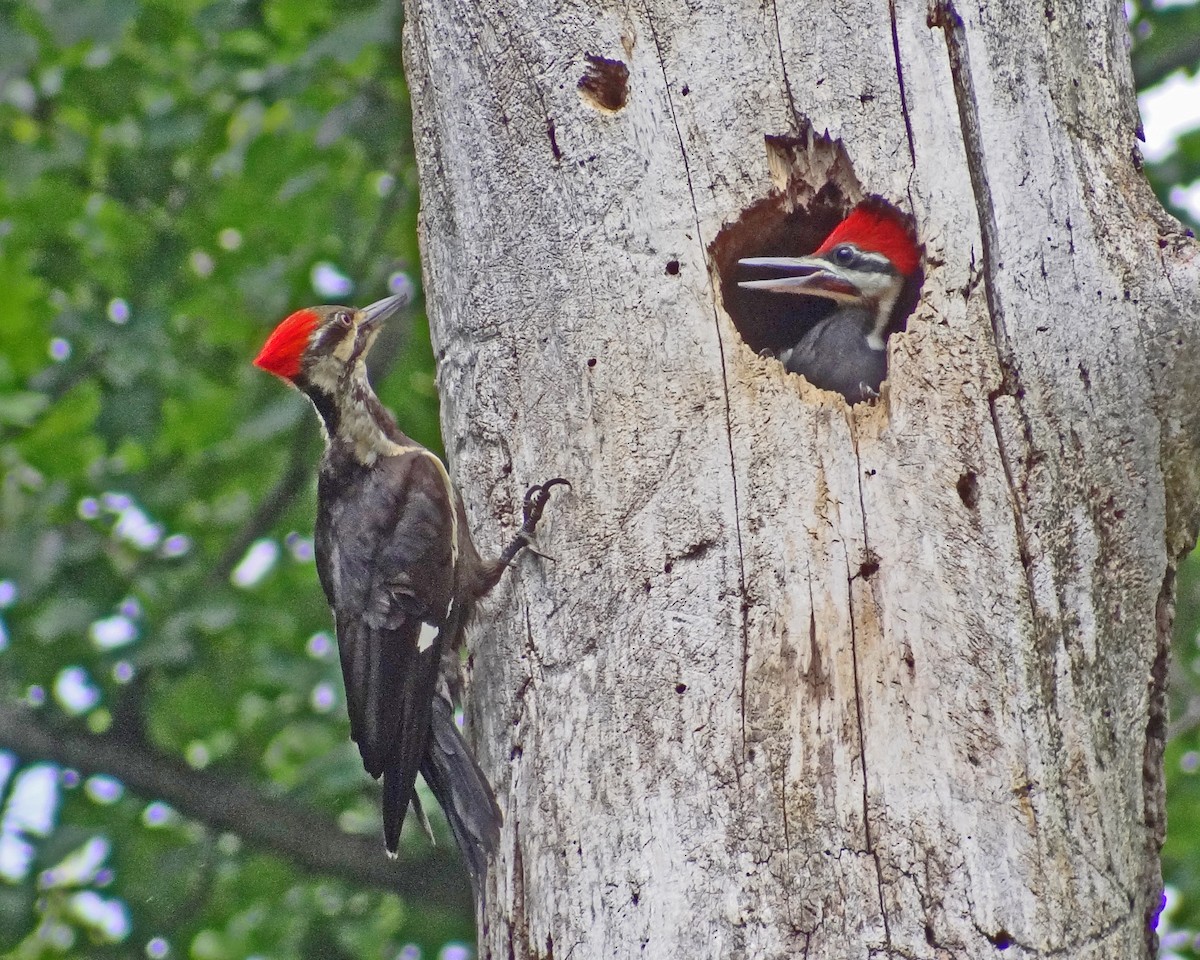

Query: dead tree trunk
[402,0,1200,955]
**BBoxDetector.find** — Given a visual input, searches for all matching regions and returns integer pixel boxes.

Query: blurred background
[0,1,1197,957]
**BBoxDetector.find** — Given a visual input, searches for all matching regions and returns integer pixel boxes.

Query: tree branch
[0,703,471,911]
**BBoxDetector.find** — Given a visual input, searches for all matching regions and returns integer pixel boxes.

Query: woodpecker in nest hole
[739,199,921,402]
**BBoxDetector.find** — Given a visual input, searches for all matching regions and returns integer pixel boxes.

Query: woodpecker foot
[498,478,569,569]
[521,478,569,535]
[520,540,558,563]
[856,382,880,403]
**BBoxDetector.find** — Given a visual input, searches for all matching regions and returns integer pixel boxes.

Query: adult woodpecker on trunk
[253,294,565,891]
[738,200,921,402]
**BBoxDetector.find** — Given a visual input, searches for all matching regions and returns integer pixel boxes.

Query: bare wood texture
[403,0,1200,956]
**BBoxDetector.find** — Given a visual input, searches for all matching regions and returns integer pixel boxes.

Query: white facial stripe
[331,330,357,362]
[847,250,896,274]
[421,451,460,569]
[849,270,904,308]
[305,353,345,394]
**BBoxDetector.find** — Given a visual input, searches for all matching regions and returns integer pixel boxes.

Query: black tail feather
[420,696,502,898]
[382,762,412,857]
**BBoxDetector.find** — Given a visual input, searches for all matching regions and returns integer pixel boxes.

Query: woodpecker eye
[335,311,353,329]
[833,245,855,264]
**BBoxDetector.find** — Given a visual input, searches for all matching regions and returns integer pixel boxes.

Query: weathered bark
[402,0,1200,956]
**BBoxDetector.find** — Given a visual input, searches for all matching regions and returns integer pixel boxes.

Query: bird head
[253,294,407,391]
[737,200,920,335]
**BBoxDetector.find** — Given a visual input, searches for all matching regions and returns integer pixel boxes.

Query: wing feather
[315,449,456,831]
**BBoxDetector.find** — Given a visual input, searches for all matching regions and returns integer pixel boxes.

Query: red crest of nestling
[815,201,921,277]
[254,308,320,381]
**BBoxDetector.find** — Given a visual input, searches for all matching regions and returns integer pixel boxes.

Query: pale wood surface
[403,0,1200,955]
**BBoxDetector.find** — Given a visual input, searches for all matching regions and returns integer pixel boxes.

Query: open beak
[737,256,861,299]
[356,293,409,332]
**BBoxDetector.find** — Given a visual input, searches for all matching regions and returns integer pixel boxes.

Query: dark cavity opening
[578,54,630,113]
[710,129,923,400]
[957,470,980,508]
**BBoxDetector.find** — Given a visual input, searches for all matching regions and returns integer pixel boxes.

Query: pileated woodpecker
[253,294,564,890]
[738,200,920,402]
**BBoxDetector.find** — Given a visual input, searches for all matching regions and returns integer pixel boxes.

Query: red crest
[816,201,921,276]
[254,309,320,381]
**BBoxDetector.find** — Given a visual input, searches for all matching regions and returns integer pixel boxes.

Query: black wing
[314,448,456,848]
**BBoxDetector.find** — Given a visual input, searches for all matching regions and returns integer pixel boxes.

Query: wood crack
[769,0,802,135]
[932,34,1076,871]
[639,0,752,755]
[930,0,1016,366]
[887,0,917,169]
[931,0,1043,633]
[843,533,892,951]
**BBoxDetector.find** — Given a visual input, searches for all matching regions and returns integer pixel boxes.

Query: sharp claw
[496,477,569,572]
[521,538,558,562]
[522,478,570,527]
[524,478,570,500]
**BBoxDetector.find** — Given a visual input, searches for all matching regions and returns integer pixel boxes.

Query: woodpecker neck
[822,297,895,353]
[303,365,415,466]
[865,287,900,350]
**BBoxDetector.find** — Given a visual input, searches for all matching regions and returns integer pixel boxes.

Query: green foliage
[1164,550,1200,957]
[1130,1,1200,89]
[1131,6,1200,954]
[1129,0,1200,233]
[0,0,464,956]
